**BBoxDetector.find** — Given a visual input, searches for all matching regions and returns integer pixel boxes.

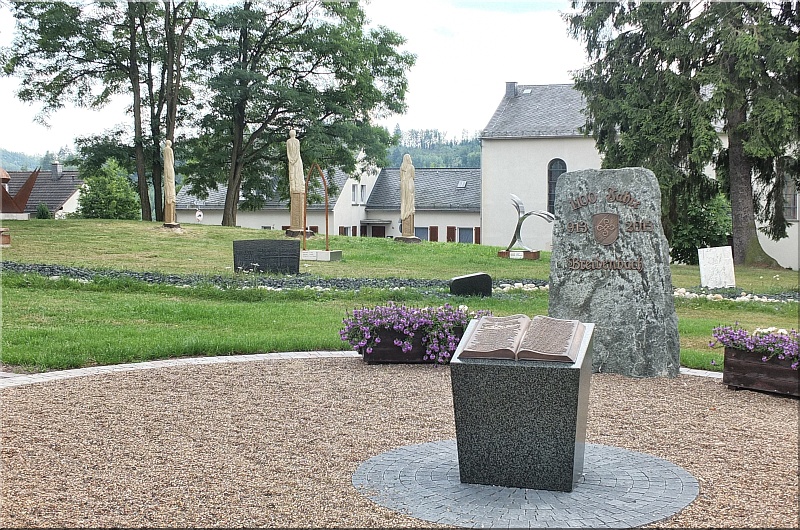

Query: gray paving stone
[352,440,698,528]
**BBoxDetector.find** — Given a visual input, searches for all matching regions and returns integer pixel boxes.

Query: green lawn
[1,219,797,373]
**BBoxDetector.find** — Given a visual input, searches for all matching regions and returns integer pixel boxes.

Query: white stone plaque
[509,251,524,260]
[300,250,317,261]
[698,246,736,288]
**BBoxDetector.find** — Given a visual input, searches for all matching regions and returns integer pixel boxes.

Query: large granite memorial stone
[233,239,300,274]
[449,272,492,297]
[549,167,680,377]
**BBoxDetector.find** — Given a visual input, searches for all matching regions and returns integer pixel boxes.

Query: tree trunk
[127,4,152,221]
[726,106,779,267]
[222,101,247,226]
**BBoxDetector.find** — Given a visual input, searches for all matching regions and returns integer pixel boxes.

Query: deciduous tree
[182,1,414,226]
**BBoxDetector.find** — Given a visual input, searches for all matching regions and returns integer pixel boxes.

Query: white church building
[479,82,798,270]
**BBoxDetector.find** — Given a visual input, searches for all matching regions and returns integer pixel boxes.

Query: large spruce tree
[567,1,798,266]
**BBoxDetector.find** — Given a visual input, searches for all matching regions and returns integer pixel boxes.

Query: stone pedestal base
[394,236,421,243]
[0,227,10,247]
[497,250,540,260]
[285,229,315,238]
[0,213,30,221]
[450,323,594,492]
[300,250,343,262]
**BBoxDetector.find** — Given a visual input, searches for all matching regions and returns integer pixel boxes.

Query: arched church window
[548,159,567,214]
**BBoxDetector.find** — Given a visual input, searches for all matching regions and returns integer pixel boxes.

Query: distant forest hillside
[2,130,474,173]
[0,148,76,171]
[387,127,480,168]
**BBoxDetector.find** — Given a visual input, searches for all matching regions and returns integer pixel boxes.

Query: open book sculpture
[458,314,585,362]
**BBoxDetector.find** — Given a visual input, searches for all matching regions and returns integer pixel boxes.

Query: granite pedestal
[450,323,593,492]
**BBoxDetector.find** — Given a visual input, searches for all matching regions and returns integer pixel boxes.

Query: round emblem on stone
[592,213,619,245]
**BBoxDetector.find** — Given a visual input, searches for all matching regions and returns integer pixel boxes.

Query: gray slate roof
[481,83,587,139]
[4,168,83,214]
[365,167,481,212]
[176,169,350,210]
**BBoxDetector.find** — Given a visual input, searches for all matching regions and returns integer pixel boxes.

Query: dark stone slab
[449,272,492,297]
[233,239,299,274]
[449,322,594,492]
[549,167,680,378]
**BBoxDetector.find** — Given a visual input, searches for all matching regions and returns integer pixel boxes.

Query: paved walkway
[0,353,721,389]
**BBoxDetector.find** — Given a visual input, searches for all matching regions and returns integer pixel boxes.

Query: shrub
[77,159,140,220]
[35,202,52,219]
[671,193,732,264]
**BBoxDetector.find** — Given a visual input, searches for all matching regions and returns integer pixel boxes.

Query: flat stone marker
[449,272,492,297]
[549,167,680,378]
[698,246,736,288]
[233,239,299,274]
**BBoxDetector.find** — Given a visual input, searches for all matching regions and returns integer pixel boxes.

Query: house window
[351,183,358,204]
[458,227,473,243]
[784,179,798,221]
[415,227,428,241]
[547,159,567,214]
[360,184,367,204]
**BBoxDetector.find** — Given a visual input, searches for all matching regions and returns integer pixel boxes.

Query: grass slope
[1,219,797,373]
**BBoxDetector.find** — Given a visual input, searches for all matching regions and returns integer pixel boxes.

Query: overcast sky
[0,0,588,157]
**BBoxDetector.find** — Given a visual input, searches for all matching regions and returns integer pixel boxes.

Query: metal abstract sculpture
[505,193,555,252]
[1,168,40,213]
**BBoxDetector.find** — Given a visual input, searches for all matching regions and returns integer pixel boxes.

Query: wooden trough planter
[723,346,799,398]
[360,330,432,364]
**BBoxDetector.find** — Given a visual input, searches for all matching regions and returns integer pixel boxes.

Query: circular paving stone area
[352,440,698,528]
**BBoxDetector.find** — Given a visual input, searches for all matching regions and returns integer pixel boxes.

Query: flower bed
[711,325,799,397]
[340,302,491,364]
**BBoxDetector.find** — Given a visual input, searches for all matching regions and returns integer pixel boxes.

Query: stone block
[698,246,735,288]
[233,239,299,274]
[449,272,492,297]
[316,250,342,262]
[450,322,594,492]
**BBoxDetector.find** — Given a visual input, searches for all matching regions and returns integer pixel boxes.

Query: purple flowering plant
[710,324,799,370]
[340,302,491,364]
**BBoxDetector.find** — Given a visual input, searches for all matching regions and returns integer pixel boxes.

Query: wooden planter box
[723,346,799,398]
[360,329,431,364]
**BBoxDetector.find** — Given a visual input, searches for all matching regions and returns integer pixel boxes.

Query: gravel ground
[1,358,797,528]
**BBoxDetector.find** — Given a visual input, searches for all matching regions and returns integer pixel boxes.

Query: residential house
[1,162,83,218]
[176,166,482,243]
[480,82,798,269]
[361,167,481,242]
[176,169,351,233]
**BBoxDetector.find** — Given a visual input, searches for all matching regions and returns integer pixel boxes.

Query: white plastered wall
[480,136,601,250]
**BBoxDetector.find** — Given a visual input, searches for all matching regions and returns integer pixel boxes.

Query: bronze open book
[457,314,585,362]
